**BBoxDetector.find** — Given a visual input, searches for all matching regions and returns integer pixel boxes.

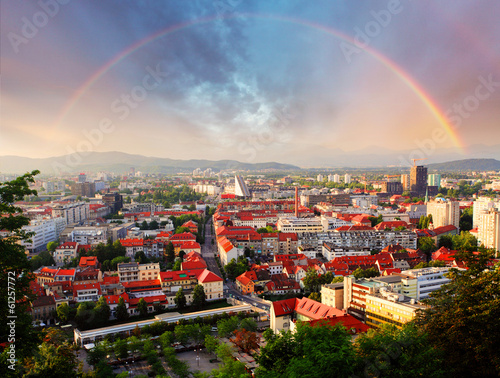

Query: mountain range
[0,152,300,175]
[1,151,499,175]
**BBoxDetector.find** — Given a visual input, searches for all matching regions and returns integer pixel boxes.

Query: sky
[1,0,500,167]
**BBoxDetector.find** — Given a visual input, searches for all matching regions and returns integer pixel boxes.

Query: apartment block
[426,199,460,229]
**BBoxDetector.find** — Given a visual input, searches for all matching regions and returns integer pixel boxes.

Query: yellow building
[365,289,426,329]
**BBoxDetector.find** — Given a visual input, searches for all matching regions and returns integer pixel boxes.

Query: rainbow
[53,13,465,151]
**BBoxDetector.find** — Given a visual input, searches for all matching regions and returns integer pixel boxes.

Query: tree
[115,296,129,321]
[217,316,240,338]
[175,226,192,234]
[438,234,454,249]
[224,257,248,280]
[174,288,187,310]
[159,330,174,349]
[23,329,79,377]
[114,339,128,359]
[353,267,379,279]
[30,250,56,270]
[211,343,250,378]
[415,250,500,377]
[192,284,206,309]
[172,259,182,271]
[137,298,148,317]
[417,236,437,258]
[459,206,473,231]
[256,321,356,377]
[308,292,321,302]
[95,296,111,326]
[230,329,260,354]
[165,241,175,264]
[87,344,106,367]
[47,241,58,252]
[353,323,445,378]
[134,250,149,264]
[331,276,344,283]
[0,170,41,372]
[174,324,190,344]
[452,231,478,252]
[204,334,219,355]
[56,302,70,323]
[240,318,257,332]
[149,220,159,230]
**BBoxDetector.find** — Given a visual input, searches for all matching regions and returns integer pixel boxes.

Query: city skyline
[2,1,500,167]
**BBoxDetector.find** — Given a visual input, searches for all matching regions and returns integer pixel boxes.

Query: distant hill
[427,158,500,172]
[0,151,300,175]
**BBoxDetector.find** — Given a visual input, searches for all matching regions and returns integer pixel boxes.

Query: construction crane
[411,158,427,166]
[385,175,400,182]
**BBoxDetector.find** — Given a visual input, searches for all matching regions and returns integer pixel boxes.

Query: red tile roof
[308,315,370,334]
[272,298,298,317]
[295,297,344,320]
[197,269,223,283]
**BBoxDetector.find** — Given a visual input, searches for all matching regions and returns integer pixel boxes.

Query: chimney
[295,186,299,218]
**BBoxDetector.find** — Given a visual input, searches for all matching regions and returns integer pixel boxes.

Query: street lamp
[196,348,201,367]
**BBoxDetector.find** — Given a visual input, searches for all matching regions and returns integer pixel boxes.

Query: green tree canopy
[192,284,206,310]
[256,321,356,377]
[174,288,187,310]
[47,241,59,252]
[137,298,148,317]
[415,250,500,377]
[0,170,41,374]
[354,323,445,378]
[56,302,70,323]
[115,296,129,321]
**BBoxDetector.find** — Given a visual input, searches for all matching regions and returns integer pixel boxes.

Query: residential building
[426,199,460,229]
[138,262,160,281]
[21,217,64,253]
[52,201,89,224]
[31,296,57,325]
[102,192,123,213]
[477,209,500,253]
[473,197,500,228]
[197,269,224,300]
[410,165,428,197]
[300,230,417,254]
[428,174,441,187]
[398,267,455,300]
[343,275,403,320]
[321,283,344,310]
[236,273,255,294]
[118,262,140,282]
[217,237,242,265]
[365,288,426,329]
[71,182,95,197]
[300,193,350,207]
[70,226,108,245]
[53,241,79,265]
[401,174,409,191]
[277,217,323,234]
[344,174,351,184]
[73,283,102,303]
